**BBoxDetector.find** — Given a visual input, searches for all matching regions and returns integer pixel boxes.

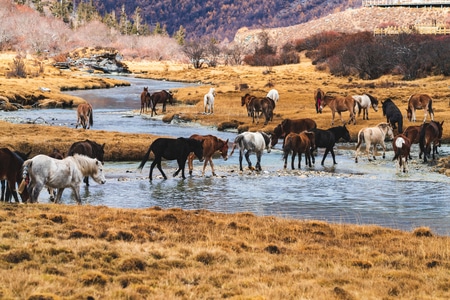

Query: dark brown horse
[318,93,356,125]
[314,88,325,114]
[241,93,255,117]
[0,148,30,203]
[406,93,434,123]
[403,125,421,159]
[68,140,105,185]
[187,134,229,176]
[271,118,317,147]
[283,131,315,169]
[419,120,444,162]
[140,87,151,114]
[393,134,412,173]
[138,137,204,181]
[249,96,274,125]
[75,102,93,129]
[150,90,174,117]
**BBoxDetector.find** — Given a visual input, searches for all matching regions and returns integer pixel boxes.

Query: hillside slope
[234,7,450,48]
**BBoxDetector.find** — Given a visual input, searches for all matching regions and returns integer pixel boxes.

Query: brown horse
[140,87,151,114]
[403,125,421,159]
[249,96,274,125]
[75,102,93,129]
[149,90,174,117]
[271,118,317,147]
[187,134,229,176]
[241,93,255,117]
[68,140,105,185]
[318,93,356,125]
[419,120,444,162]
[406,94,434,123]
[314,88,325,114]
[392,134,412,173]
[283,131,315,169]
[0,148,30,203]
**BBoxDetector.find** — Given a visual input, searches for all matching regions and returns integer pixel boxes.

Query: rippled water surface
[2,76,450,236]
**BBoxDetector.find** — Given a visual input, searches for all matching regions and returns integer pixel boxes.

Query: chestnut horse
[403,125,421,159]
[406,93,434,122]
[241,93,255,117]
[318,93,356,125]
[392,134,411,173]
[140,87,151,114]
[187,134,229,176]
[419,120,444,162]
[271,118,317,147]
[75,102,93,129]
[149,90,174,117]
[283,131,315,169]
[314,88,325,114]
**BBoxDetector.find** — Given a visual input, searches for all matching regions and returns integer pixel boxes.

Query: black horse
[382,98,403,133]
[150,90,174,117]
[138,137,204,181]
[310,125,351,165]
[67,139,105,186]
[0,148,31,203]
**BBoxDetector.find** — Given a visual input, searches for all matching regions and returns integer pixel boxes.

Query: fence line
[363,0,450,6]
[374,23,450,34]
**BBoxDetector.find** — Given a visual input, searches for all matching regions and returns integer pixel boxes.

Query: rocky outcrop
[54,47,130,74]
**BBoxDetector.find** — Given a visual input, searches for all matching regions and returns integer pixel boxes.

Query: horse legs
[173,158,187,179]
[255,152,262,171]
[188,153,195,176]
[149,158,167,181]
[30,182,44,203]
[71,186,82,205]
[244,150,253,170]
[205,158,216,176]
[238,150,245,171]
[1,180,5,201]
[380,141,387,159]
[162,103,167,113]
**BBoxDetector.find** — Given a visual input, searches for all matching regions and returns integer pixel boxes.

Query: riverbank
[1,203,449,300]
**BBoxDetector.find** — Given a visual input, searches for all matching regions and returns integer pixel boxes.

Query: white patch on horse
[395,137,405,148]
[204,87,215,114]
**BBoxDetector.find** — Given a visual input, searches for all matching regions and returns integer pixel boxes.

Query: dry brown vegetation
[1,52,450,298]
[1,203,449,299]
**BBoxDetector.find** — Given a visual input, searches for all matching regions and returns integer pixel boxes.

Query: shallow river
[2,75,450,236]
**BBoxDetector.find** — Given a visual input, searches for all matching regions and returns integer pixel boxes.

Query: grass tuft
[80,271,108,286]
[3,249,32,263]
[413,227,434,237]
[119,257,147,271]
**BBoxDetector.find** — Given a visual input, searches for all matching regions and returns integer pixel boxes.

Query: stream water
[2,75,450,236]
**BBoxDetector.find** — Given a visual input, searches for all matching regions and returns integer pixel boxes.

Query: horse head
[406,107,413,121]
[341,125,351,142]
[260,132,272,153]
[166,90,174,105]
[220,139,229,161]
[384,123,395,140]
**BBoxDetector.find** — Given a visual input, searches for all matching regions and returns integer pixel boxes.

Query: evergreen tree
[174,25,186,45]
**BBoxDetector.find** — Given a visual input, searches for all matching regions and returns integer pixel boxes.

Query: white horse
[229,131,272,171]
[266,89,279,103]
[22,154,106,204]
[355,122,394,163]
[352,93,379,120]
[204,87,216,114]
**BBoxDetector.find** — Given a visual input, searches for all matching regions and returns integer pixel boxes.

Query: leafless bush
[7,55,27,78]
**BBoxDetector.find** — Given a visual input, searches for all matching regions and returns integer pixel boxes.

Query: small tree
[183,39,207,69]
[7,55,27,78]
[173,25,186,45]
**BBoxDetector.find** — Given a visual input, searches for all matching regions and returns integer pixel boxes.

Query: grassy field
[1,52,450,299]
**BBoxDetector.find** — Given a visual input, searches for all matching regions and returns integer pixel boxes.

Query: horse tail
[137,145,153,171]
[229,134,244,157]
[355,130,364,150]
[89,109,93,127]
[428,98,434,114]
[398,117,403,133]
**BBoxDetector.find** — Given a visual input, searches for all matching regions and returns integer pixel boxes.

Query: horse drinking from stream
[419,120,444,162]
[68,140,105,186]
[75,102,93,129]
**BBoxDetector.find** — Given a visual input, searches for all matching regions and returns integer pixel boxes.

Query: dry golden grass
[1,52,450,299]
[0,203,449,299]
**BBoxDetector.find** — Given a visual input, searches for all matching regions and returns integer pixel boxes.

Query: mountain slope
[234,6,450,48]
[90,0,359,40]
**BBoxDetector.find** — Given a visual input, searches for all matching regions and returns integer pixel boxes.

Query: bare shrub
[7,55,27,78]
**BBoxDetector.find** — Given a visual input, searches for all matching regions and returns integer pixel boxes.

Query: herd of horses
[0,86,445,204]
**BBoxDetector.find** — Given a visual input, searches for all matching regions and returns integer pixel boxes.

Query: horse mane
[72,154,99,175]
[259,131,271,146]
[366,93,378,105]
